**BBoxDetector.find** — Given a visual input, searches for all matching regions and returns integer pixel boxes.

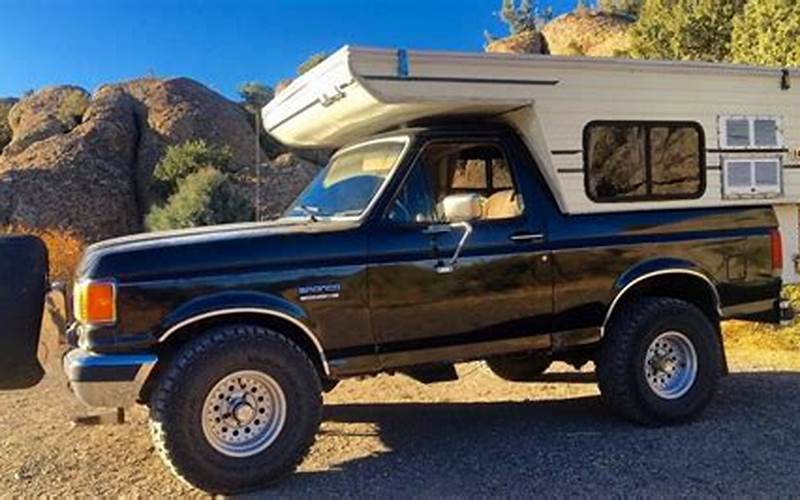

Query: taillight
[770,229,783,274]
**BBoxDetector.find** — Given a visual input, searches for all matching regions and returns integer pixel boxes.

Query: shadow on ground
[243,371,800,497]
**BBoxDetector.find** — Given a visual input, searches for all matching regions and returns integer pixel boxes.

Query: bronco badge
[298,283,341,301]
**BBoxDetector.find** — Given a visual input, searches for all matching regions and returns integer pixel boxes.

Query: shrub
[731,0,800,67]
[628,0,745,62]
[152,139,233,201]
[146,167,252,231]
[238,81,274,113]
[298,52,328,75]
[1,225,85,281]
[57,90,90,128]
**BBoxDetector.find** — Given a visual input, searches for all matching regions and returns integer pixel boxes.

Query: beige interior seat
[483,190,519,219]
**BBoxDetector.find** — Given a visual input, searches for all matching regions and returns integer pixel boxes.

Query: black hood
[79,218,365,281]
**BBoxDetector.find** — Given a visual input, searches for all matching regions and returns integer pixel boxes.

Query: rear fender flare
[602,259,722,337]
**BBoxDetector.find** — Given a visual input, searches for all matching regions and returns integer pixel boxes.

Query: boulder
[0,77,268,243]
[0,86,141,241]
[116,77,266,207]
[4,86,90,156]
[486,30,550,55]
[235,153,322,221]
[541,11,633,57]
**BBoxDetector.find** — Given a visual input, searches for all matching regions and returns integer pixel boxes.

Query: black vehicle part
[0,235,48,390]
[149,324,322,494]
[486,352,552,382]
[399,363,459,384]
[597,297,722,424]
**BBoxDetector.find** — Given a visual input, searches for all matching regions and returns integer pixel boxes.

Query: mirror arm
[447,221,472,267]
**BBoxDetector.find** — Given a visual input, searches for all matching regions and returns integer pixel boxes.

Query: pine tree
[731,0,800,67]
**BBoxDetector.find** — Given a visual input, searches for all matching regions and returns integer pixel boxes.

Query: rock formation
[0,78,317,243]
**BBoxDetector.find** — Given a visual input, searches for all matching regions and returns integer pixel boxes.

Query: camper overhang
[262,45,796,149]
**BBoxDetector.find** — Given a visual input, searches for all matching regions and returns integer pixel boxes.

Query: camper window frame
[582,120,707,203]
[718,115,784,151]
[721,156,783,198]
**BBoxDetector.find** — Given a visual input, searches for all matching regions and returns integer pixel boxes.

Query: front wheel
[149,325,322,494]
[597,297,722,425]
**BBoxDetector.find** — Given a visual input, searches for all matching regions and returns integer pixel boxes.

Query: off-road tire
[597,297,722,425]
[486,352,552,382]
[149,324,322,494]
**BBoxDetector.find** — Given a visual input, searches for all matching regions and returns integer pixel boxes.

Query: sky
[0,0,576,100]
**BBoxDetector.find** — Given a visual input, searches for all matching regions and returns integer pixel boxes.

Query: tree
[501,0,539,34]
[731,0,800,67]
[238,81,274,113]
[598,0,643,17]
[151,139,233,201]
[628,0,746,62]
[298,52,328,75]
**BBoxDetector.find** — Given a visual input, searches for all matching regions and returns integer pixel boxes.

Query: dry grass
[1,225,85,281]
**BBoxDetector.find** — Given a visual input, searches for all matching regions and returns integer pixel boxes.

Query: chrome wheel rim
[644,331,698,400]
[201,370,287,458]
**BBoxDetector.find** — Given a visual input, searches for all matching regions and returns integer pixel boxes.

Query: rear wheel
[597,297,722,424]
[486,352,552,382]
[149,324,322,494]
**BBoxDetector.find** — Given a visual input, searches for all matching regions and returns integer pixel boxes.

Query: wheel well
[138,312,329,403]
[606,273,720,330]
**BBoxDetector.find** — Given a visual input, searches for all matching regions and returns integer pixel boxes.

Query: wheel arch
[139,307,330,403]
[602,265,722,336]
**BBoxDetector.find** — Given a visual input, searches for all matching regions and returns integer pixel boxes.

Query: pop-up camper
[264,45,800,282]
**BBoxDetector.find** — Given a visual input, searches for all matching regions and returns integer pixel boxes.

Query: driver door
[367,136,553,368]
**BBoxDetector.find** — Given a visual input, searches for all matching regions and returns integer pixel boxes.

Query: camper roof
[262,45,797,149]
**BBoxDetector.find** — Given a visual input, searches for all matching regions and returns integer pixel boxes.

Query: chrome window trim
[160,308,330,375]
[600,269,722,337]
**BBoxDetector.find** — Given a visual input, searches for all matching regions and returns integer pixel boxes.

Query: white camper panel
[262,46,800,219]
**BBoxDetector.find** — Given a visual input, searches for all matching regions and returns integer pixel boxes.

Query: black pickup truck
[1,124,791,493]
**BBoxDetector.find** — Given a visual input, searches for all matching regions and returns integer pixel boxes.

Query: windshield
[285,138,408,219]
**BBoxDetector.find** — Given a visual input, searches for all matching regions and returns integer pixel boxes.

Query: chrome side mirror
[442,193,482,223]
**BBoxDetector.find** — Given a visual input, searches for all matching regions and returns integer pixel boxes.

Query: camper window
[719,116,782,150]
[722,158,782,197]
[584,121,705,202]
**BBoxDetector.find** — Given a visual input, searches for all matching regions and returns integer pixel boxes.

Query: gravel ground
[1,344,798,498]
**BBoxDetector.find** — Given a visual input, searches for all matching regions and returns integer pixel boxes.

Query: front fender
[157,290,311,341]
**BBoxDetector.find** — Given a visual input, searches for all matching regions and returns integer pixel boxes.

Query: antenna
[255,111,261,221]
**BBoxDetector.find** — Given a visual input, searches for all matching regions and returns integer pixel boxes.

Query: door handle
[510,232,545,243]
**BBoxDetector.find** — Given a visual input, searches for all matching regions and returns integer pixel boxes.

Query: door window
[387,141,524,224]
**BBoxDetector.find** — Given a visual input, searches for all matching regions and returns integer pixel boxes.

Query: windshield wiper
[294,204,322,222]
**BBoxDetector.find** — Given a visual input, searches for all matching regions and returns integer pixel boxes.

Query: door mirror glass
[442,193,482,223]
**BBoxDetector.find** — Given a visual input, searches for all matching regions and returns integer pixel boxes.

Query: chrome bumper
[63,349,157,408]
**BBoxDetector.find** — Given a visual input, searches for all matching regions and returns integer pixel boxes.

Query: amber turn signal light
[74,281,117,325]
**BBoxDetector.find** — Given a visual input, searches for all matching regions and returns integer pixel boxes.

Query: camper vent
[719,116,783,150]
[722,158,782,198]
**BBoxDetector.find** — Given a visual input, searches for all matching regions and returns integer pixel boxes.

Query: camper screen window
[584,122,704,202]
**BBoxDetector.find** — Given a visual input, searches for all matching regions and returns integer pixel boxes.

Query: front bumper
[63,349,157,408]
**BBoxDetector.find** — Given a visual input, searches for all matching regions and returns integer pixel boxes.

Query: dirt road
[1,345,798,497]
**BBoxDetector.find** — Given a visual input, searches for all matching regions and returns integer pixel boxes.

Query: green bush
[628,0,745,62]
[152,139,233,201]
[146,167,252,231]
[731,0,800,67]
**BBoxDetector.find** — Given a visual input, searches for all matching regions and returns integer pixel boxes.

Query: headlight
[73,280,117,325]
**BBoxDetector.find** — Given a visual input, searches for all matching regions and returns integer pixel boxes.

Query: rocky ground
[0,341,798,498]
